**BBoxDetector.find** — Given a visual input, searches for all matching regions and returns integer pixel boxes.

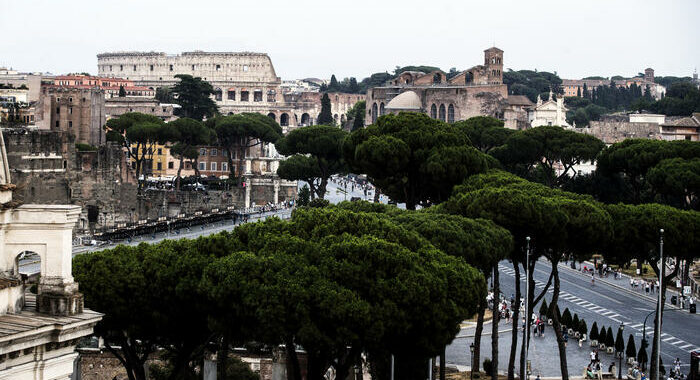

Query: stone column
[244,178,251,209]
[273,179,279,204]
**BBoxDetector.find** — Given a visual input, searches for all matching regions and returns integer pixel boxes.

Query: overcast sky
[1,0,698,81]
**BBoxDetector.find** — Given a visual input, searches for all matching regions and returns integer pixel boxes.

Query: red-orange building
[52,75,155,98]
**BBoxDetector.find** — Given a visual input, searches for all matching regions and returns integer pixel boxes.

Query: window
[211,162,217,171]
[157,162,162,170]
[280,113,289,126]
[55,121,60,128]
[200,148,207,155]
[198,162,206,170]
[222,162,228,172]
[448,105,455,123]
[68,107,72,114]
[439,104,446,122]
[243,65,249,72]
[56,107,60,114]
[430,104,437,119]
[133,65,137,71]
[120,65,123,71]
[227,90,235,100]
[69,97,73,102]
[150,65,154,71]
[253,90,262,102]
[157,148,162,155]
[380,103,385,116]
[169,64,174,71]
[240,91,249,102]
[109,65,113,71]
[371,103,378,123]
[192,65,196,70]
[214,89,222,101]
[216,64,221,71]
[168,162,174,169]
[68,121,73,128]
[211,148,217,156]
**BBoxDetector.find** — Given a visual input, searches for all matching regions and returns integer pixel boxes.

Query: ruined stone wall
[580,121,660,144]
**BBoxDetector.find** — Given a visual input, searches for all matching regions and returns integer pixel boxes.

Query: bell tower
[484,47,504,84]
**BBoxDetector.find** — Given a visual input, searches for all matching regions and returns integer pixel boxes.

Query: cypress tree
[590,322,599,341]
[615,327,625,353]
[318,93,334,125]
[606,327,615,348]
[329,75,339,91]
[539,299,549,319]
[626,334,637,358]
[118,85,126,97]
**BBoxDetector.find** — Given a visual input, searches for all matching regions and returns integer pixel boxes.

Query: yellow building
[129,143,169,177]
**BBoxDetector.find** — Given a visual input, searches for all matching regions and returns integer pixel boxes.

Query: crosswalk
[497,264,700,353]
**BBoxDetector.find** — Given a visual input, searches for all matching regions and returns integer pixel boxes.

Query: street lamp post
[618,322,625,379]
[656,229,664,380]
[470,343,475,380]
[642,310,655,371]
[525,236,531,380]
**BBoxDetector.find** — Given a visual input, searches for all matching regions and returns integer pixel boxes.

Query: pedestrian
[630,278,635,288]
[674,358,681,376]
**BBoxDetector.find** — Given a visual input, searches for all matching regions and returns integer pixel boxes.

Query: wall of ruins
[580,120,661,144]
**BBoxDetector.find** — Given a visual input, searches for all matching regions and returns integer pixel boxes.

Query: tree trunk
[550,261,569,380]
[218,336,228,380]
[440,348,446,380]
[508,260,521,380]
[285,337,303,380]
[237,140,247,185]
[520,259,535,380]
[650,261,678,380]
[491,264,500,380]
[317,175,329,199]
[473,302,486,373]
[176,155,184,191]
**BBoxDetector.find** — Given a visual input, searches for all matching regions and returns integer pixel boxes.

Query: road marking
[630,323,643,328]
[679,344,694,349]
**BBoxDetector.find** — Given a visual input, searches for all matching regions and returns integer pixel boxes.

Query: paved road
[19,209,293,274]
[448,259,700,376]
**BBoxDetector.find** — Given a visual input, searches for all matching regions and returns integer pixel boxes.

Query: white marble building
[531,91,571,128]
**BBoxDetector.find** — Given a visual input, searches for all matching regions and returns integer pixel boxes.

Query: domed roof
[386,91,422,110]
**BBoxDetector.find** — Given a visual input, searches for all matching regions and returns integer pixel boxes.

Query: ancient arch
[439,104,446,121]
[213,88,222,101]
[430,104,437,119]
[379,103,385,116]
[341,114,346,124]
[15,250,41,276]
[301,113,310,126]
[280,113,289,126]
[334,114,339,122]
[371,103,378,123]
[448,104,455,123]
[267,112,276,121]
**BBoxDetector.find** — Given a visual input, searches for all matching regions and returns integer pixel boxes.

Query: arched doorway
[430,104,437,119]
[380,103,385,116]
[267,112,276,121]
[439,104,446,121]
[371,103,378,123]
[16,250,41,276]
[301,113,310,126]
[280,113,289,126]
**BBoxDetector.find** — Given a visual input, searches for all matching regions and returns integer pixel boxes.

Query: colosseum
[96,51,363,130]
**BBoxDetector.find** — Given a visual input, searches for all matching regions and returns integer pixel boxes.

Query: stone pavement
[447,319,626,378]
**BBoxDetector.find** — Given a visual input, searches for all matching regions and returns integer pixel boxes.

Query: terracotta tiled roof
[662,116,700,128]
[507,95,534,106]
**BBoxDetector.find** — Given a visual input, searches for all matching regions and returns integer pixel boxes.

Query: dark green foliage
[490,126,605,187]
[211,113,283,181]
[104,112,166,191]
[75,143,97,151]
[276,125,348,199]
[578,319,588,337]
[503,70,563,103]
[483,358,493,376]
[171,74,219,120]
[606,327,615,348]
[637,340,648,366]
[599,325,607,344]
[453,116,513,153]
[572,313,580,331]
[561,308,572,327]
[346,100,366,130]
[344,112,492,209]
[590,322,599,341]
[118,85,126,97]
[626,334,637,358]
[297,184,310,206]
[647,157,700,209]
[308,198,330,208]
[539,299,549,318]
[615,327,625,353]
[161,117,211,188]
[155,86,176,103]
[318,93,334,125]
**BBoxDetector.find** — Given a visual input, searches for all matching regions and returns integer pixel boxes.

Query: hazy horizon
[2,0,698,81]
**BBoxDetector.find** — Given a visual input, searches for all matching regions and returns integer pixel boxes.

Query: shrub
[590,321,599,341]
[606,327,615,347]
[483,358,493,376]
[539,299,549,318]
[562,308,572,327]
[626,334,637,358]
[308,198,330,208]
[572,313,580,330]
[579,319,588,337]
[297,184,310,206]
